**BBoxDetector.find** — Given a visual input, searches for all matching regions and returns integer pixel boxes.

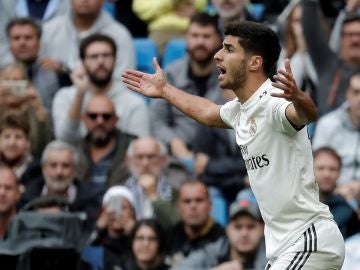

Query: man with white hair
[125,137,180,219]
[20,140,103,231]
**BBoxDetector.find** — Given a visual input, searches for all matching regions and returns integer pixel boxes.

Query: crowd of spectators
[0,0,359,269]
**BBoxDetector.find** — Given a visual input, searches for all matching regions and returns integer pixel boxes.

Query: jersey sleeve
[265,92,299,136]
[219,98,240,129]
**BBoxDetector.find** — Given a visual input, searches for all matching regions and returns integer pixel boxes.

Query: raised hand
[121,57,167,98]
[271,58,302,102]
[70,64,90,93]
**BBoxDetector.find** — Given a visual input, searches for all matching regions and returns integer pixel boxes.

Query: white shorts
[265,219,345,270]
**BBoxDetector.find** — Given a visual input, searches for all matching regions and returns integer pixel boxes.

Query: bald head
[82,94,118,146]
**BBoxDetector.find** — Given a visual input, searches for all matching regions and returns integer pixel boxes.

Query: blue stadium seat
[162,38,187,68]
[133,38,159,74]
[81,246,104,270]
[209,187,228,226]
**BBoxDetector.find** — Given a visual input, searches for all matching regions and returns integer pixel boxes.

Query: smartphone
[0,80,28,96]
[106,196,122,219]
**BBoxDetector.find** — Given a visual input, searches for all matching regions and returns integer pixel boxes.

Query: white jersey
[220,79,332,259]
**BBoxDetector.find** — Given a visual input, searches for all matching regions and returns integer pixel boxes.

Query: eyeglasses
[86,112,113,121]
[134,235,158,243]
[341,32,360,38]
[85,52,114,61]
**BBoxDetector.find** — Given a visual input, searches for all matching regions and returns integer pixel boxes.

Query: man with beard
[78,95,136,188]
[52,33,149,142]
[150,12,222,172]
[20,140,103,232]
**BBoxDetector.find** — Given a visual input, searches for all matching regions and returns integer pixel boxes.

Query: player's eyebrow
[223,42,235,50]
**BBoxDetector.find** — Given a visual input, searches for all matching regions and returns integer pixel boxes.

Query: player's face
[186,23,222,64]
[178,183,212,228]
[314,152,340,193]
[214,35,248,91]
[226,214,263,254]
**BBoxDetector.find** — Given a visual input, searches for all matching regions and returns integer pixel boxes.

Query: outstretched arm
[271,59,318,127]
[122,58,228,128]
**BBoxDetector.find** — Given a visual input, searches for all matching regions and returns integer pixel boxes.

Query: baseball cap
[229,188,262,221]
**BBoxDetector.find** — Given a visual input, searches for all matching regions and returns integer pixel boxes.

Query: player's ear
[248,55,263,72]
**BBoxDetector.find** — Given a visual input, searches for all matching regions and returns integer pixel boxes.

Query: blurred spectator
[6,17,61,110]
[314,147,360,239]
[87,186,137,267]
[0,63,52,156]
[329,0,360,53]
[277,2,318,99]
[0,112,43,190]
[77,95,136,189]
[53,34,149,142]
[312,73,360,187]
[0,166,20,238]
[150,12,222,172]
[0,0,69,68]
[116,219,170,270]
[301,0,360,115]
[132,0,207,55]
[125,136,180,225]
[20,140,103,232]
[172,188,267,270]
[211,0,259,31]
[113,0,148,37]
[342,231,360,269]
[166,180,225,267]
[40,0,135,78]
[192,89,247,204]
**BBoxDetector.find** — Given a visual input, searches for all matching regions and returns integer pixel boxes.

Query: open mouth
[217,65,226,76]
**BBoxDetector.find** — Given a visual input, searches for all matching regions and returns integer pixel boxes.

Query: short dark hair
[313,147,342,169]
[79,34,117,60]
[343,13,360,26]
[131,219,166,257]
[190,12,221,36]
[224,20,281,77]
[0,111,30,137]
[6,17,42,39]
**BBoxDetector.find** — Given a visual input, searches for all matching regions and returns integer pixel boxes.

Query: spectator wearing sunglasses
[76,94,137,189]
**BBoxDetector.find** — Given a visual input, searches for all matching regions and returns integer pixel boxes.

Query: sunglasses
[86,112,113,121]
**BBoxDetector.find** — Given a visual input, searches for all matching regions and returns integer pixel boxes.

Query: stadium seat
[133,38,159,74]
[209,187,228,226]
[81,246,104,270]
[162,38,187,68]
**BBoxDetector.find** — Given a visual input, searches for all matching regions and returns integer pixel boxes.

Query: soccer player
[122,20,345,269]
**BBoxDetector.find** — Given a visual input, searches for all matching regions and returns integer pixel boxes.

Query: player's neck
[235,74,268,104]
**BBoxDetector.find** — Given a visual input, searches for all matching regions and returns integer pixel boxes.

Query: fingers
[153,57,162,73]
[284,58,293,76]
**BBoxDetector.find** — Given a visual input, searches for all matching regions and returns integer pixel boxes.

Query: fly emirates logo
[240,145,269,171]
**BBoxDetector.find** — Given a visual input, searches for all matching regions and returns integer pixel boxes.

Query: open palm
[121,57,167,98]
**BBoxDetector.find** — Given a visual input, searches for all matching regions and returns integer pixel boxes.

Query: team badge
[249,118,257,136]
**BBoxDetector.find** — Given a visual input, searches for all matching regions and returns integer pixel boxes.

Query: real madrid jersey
[220,79,332,259]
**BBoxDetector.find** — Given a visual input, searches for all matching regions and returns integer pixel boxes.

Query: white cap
[102,186,135,210]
